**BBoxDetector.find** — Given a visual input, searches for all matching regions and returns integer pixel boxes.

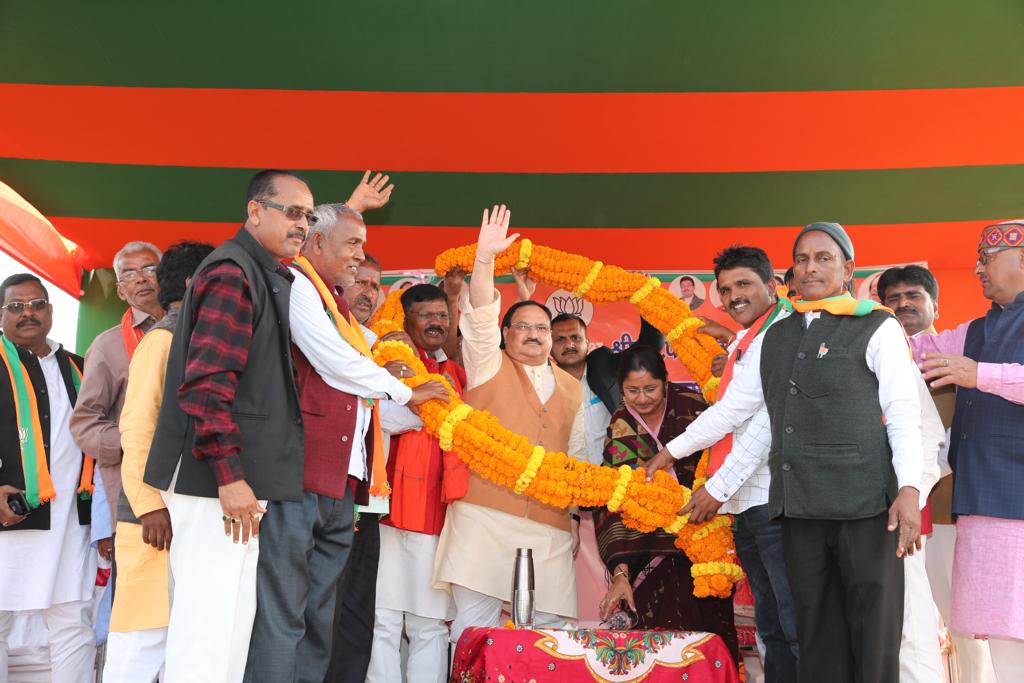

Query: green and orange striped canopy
[2,0,1022,324]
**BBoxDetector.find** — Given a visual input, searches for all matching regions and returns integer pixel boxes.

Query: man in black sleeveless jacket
[760,223,925,683]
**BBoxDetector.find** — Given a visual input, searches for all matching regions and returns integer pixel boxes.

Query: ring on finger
[943,358,949,367]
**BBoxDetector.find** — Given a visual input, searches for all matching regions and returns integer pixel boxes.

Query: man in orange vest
[433,205,585,649]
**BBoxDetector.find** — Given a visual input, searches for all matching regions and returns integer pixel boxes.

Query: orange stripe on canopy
[3,84,1024,173]
[0,182,82,297]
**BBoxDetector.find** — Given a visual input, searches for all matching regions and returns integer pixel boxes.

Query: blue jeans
[735,504,799,683]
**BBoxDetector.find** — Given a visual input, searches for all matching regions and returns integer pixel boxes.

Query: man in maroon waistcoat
[243,202,447,683]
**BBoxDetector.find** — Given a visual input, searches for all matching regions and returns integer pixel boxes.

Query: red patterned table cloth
[451,627,740,683]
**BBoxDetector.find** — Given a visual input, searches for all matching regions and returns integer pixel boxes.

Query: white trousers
[900,540,945,683]
[988,638,1024,683]
[926,525,996,683]
[102,627,167,682]
[0,600,96,683]
[161,491,260,683]
[366,608,448,683]
[449,584,566,648]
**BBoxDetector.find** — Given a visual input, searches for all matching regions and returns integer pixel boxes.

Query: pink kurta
[950,515,1024,639]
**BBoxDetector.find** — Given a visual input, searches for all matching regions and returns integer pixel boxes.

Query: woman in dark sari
[594,345,739,662]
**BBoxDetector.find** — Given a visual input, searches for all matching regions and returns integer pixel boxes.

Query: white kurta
[433,291,582,619]
[376,525,453,620]
[0,343,96,611]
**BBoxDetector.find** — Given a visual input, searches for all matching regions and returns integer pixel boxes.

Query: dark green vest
[760,310,896,520]
[144,228,304,502]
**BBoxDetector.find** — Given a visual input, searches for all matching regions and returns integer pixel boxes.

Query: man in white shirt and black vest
[760,223,925,683]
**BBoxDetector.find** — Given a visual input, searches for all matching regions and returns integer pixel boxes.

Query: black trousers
[782,513,904,683]
[324,512,381,683]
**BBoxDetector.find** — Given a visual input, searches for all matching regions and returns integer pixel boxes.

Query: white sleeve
[866,317,923,492]
[379,400,423,435]
[568,400,586,460]
[702,408,772,503]
[458,289,504,390]
[665,332,768,459]
[289,274,413,404]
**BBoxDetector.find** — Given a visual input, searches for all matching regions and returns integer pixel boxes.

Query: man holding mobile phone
[0,273,98,683]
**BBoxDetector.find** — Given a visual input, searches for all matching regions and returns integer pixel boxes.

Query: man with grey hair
[244,199,447,682]
[70,240,164,523]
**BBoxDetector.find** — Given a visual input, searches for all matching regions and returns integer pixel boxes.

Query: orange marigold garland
[366,280,741,597]
[368,289,405,337]
[434,240,725,401]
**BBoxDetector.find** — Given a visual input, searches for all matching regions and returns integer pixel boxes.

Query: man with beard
[434,205,585,648]
[878,264,990,683]
[645,246,800,681]
[346,254,383,325]
[0,273,97,682]
[245,203,446,683]
[367,284,469,682]
[910,220,1024,681]
[71,241,164,524]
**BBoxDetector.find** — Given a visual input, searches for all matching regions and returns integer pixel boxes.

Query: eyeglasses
[1,299,49,314]
[256,199,319,225]
[509,322,551,334]
[623,385,665,398]
[977,246,1022,266]
[118,264,158,282]
[413,312,450,322]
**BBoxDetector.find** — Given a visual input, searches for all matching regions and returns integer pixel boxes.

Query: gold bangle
[613,569,629,581]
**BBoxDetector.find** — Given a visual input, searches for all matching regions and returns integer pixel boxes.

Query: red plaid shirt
[178,260,293,486]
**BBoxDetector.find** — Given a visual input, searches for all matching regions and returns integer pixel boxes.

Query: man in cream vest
[434,205,586,648]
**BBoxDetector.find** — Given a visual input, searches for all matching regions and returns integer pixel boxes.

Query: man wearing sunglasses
[71,241,164,529]
[0,273,97,682]
[910,220,1024,680]
[143,169,315,682]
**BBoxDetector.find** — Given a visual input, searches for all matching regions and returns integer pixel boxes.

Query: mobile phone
[7,491,31,517]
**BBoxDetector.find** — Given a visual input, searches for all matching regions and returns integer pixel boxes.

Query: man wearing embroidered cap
[911,219,1024,681]
[759,222,928,682]
[0,273,97,682]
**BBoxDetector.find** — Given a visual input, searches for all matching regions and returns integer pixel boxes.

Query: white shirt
[665,311,786,514]
[288,270,413,481]
[666,310,931,512]
[581,369,612,465]
[0,341,96,611]
[459,291,586,459]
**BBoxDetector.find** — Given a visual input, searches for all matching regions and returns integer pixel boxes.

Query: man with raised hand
[434,205,585,648]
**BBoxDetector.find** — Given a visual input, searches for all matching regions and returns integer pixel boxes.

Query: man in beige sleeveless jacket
[433,205,586,649]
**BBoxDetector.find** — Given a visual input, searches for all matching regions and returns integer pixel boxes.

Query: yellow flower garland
[365,242,742,598]
[514,445,547,494]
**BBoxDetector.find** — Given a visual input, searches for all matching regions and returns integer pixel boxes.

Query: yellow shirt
[109,327,172,632]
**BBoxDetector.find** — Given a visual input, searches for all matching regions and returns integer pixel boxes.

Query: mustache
[353,295,373,307]
[729,299,749,310]
[16,318,40,328]
[896,306,918,315]
[425,326,446,336]
[287,228,307,240]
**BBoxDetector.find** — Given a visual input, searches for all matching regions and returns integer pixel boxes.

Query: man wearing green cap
[911,219,1024,681]
[759,222,926,682]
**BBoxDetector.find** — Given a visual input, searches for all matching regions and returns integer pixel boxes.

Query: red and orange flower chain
[366,240,740,598]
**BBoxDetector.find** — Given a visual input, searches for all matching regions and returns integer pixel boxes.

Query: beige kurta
[432,291,584,619]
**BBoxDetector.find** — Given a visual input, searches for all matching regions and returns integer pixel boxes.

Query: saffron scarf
[706,301,784,476]
[291,255,391,497]
[1,336,94,508]
[120,308,145,360]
